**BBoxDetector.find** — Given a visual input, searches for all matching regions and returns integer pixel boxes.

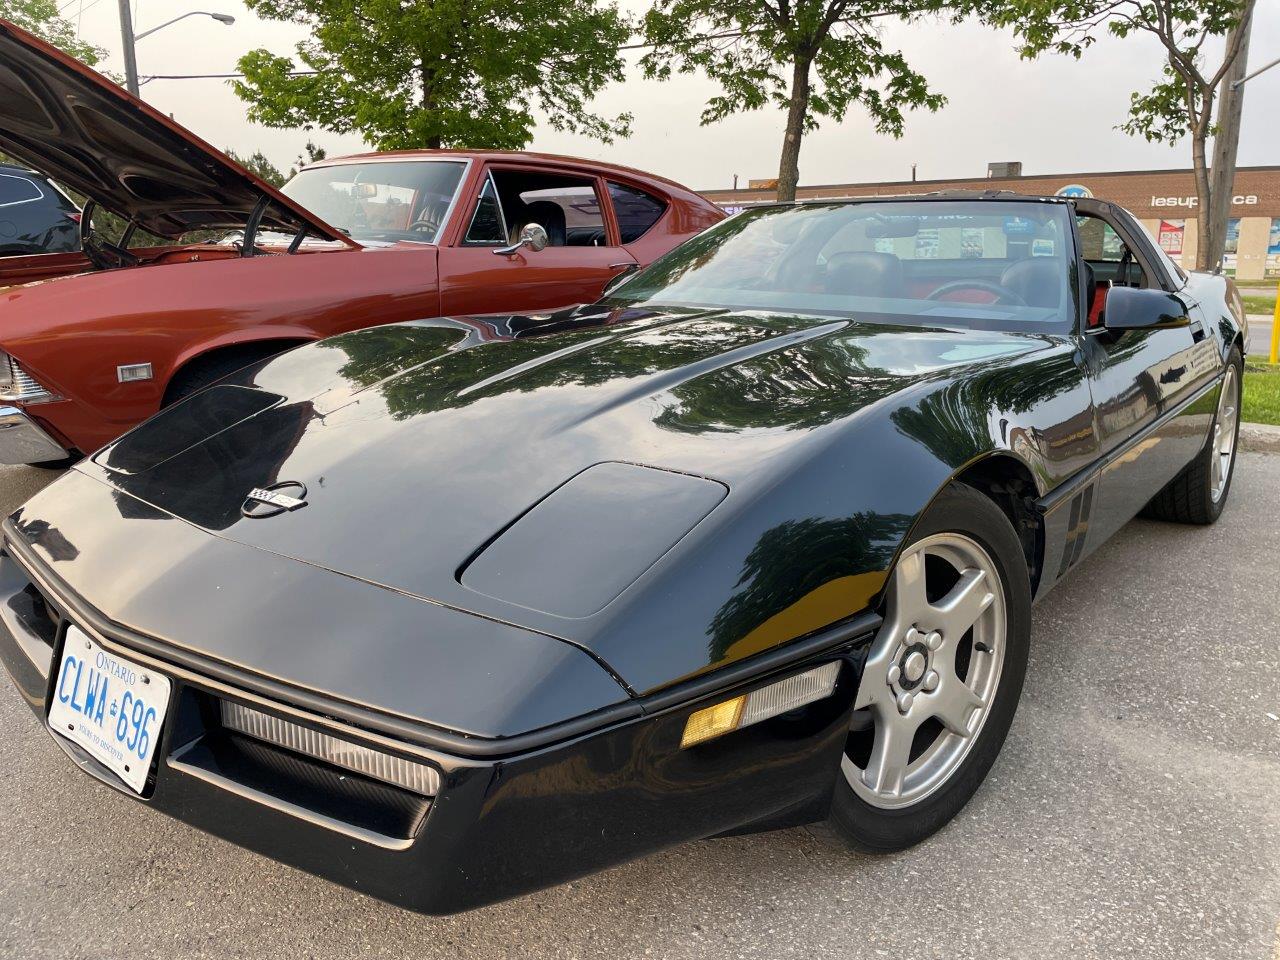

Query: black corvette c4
[0,194,1246,913]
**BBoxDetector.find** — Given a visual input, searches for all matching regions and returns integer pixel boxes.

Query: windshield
[280,160,466,244]
[606,200,1077,333]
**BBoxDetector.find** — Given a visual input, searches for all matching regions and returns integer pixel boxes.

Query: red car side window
[607,182,667,244]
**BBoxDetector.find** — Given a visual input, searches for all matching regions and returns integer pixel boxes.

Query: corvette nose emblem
[242,482,308,518]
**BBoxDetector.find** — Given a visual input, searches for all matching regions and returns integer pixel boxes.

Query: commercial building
[700,164,1280,281]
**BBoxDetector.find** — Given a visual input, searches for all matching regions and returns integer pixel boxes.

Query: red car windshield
[281,160,466,245]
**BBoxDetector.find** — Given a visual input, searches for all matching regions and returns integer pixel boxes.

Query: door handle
[608,262,635,270]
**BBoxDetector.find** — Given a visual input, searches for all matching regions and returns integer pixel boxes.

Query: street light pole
[116,0,140,97]
[1233,54,1280,90]
[114,8,235,98]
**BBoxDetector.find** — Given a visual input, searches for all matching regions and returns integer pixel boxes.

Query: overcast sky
[59,0,1280,191]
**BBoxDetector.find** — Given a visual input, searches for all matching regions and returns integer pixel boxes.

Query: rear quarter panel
[1183,270,1248,358]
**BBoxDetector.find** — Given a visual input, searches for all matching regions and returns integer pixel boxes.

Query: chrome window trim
[0,173,45,209]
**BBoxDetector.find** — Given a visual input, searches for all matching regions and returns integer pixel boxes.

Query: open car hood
[0,19,354,244]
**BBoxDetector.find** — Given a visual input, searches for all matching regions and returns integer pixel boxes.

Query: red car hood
[0,19,353,244]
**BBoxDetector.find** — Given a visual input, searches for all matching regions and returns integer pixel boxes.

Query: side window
[464,175,508,245]
[608,182,667,243]
[1077,214,1147,287]
[0,173,44,207]
[1075,216,1126,262]
[510,178,606,247]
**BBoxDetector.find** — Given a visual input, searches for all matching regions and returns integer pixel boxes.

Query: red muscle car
[0,20,723,465]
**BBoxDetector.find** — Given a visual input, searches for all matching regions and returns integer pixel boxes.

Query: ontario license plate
[48,625,171,794]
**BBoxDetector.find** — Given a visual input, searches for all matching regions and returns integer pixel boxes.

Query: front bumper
[0,405,68,464]
[0,544,874,914]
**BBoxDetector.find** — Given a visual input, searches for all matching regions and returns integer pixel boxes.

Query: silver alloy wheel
[842,532,1006,809]
[1210,364,1239,503]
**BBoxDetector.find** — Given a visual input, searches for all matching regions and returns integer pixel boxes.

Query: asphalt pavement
[1,456,1278,960]
[1249,315,1275,358]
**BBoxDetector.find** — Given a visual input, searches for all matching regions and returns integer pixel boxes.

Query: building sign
[1268,218,1280,277]
[1055,184,1093,198]
[1150,195,1259,208]
[1158,219,1185,256]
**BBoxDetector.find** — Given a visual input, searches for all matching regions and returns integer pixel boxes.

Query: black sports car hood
[0,19,352,242]
[78,305,1050,672]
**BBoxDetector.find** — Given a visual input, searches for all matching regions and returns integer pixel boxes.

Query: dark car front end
[0,465,873,912]
[0,194,1093,911]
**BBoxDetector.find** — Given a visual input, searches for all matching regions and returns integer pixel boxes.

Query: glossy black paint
[1102,285,1196,331]
[0,163,78,256]
[6,469,631,741]
[0,193,1246,912]
[0,538,872,912]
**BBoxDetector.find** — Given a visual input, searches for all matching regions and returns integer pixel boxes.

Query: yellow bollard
[1272,279,1280,365]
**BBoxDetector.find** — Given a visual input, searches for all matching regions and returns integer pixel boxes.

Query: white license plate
[48,625,171,794]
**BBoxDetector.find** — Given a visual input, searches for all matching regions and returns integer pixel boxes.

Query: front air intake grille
[219,701,441,797]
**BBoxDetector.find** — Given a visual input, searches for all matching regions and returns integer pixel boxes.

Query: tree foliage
[232,0,633,151]
[225,149,288,188]
[0,0,107,68]
[640,0,951,200]
[990,0,1248,143]
[983,0,1253,269]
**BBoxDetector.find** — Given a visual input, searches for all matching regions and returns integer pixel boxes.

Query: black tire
[1141,347,1243,526]
[816,482,1032,853]
[162,342,298,407]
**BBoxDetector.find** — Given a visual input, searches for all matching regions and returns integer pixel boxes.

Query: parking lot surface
[1,456,1278,960]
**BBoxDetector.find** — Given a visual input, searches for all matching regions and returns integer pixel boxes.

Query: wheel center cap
[903,650,927,684]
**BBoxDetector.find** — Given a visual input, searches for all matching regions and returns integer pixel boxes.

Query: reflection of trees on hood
[707,512,911,664]
[318,315,797,423]
[655,337,911,434]
[890,349,1089,467]
[320,325,472,389]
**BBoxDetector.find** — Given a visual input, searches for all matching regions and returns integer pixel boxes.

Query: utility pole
[116,0,139,97]
[1206,0,1254,272]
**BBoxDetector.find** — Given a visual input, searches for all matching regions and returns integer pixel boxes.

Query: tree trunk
[1205,0,1254,273]
[1191,124,1214,272]
[776,56,813,203]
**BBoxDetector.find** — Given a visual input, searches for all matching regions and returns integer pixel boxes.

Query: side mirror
[1097,285,1190,332]
[494,223,549,257]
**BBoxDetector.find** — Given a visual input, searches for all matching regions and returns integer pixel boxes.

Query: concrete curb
[1240,422,1280,454]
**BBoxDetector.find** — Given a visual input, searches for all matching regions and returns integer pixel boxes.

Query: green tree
[225,149,288,188]
[640,0,951,202]
[232,0,633,151]
[0,0,107,68]
[289,140,326,179]
[985,0,1254,271]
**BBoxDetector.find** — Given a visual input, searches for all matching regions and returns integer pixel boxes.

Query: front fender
[584,344,1091,696]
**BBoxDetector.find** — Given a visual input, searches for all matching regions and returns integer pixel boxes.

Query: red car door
[437,165,637,316]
